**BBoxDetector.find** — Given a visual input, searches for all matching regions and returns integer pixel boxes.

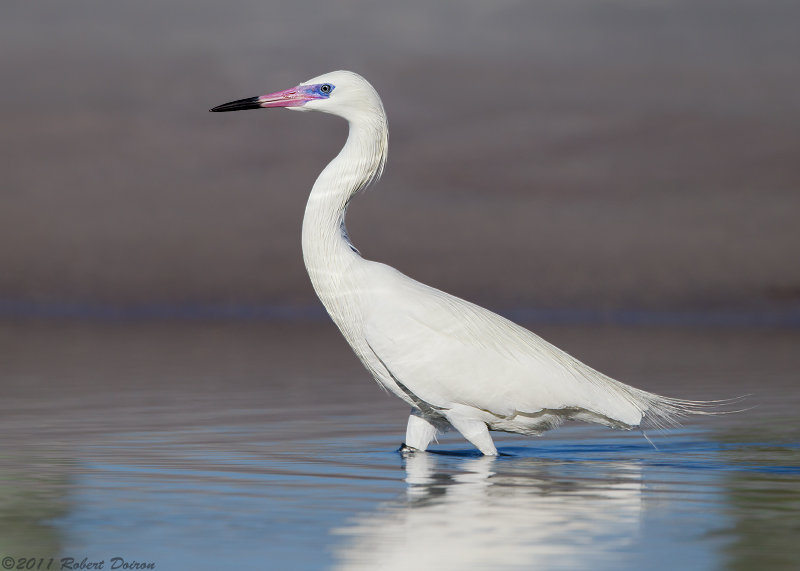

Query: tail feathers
[630,390,748,431]
[560,349,747,432]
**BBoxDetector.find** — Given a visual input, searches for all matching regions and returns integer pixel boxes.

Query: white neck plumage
[301,108,388,325]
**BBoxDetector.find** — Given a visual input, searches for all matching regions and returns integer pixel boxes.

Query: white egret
[212,71,721,455]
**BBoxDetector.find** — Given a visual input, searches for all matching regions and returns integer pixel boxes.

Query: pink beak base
[256,86,318,108]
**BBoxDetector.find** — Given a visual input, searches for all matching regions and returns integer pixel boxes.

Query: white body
[278,71,703,455]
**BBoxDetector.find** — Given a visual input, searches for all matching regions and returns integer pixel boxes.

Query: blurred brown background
[2,0,799,313]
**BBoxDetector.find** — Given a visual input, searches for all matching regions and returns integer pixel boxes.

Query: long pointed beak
[209,96,261,112]
[210,86,319,112]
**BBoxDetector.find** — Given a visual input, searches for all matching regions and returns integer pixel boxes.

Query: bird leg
[447,415,497,456]
[404,410,440,452]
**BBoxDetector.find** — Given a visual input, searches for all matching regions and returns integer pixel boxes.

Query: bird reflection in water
[333,452,643,570]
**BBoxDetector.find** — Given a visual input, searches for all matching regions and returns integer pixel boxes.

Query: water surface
[1,321,798,570]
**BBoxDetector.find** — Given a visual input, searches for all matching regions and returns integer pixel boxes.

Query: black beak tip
[210,96,262,113]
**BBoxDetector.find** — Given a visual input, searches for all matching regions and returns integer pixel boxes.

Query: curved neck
[301,114,388,308]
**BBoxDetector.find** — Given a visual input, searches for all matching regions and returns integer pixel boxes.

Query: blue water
[1,322,798,570]
[12,422,788,571]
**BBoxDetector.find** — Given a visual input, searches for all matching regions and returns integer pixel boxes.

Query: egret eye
[320,84,332,94]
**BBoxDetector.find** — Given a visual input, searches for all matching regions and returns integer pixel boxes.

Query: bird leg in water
[446,415,498,456]
[404,410,440,451]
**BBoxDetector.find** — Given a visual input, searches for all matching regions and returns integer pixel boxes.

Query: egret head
[210,70,383,123]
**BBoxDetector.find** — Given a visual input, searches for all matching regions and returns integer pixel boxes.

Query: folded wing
[362,262,699,431]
